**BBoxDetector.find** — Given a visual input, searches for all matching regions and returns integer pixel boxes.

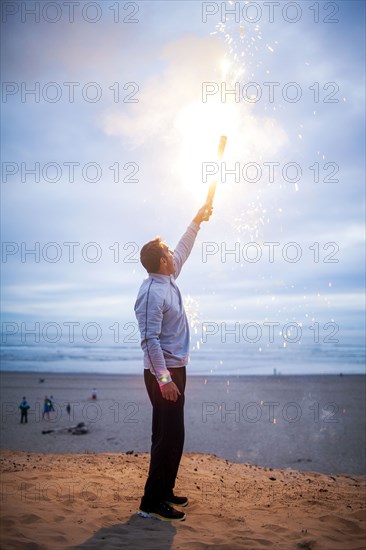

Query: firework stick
[206,135,227,207]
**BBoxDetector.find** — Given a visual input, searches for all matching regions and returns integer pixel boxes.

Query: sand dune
[0,450,365,549]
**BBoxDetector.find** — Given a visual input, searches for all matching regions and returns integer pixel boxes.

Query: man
[19,396,30,423]
[134,203,212,522]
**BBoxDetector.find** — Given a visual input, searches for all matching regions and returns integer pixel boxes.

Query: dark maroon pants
[140,366,186,509]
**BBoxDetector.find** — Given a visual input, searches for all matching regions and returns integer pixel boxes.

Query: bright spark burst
[169,4,293,246]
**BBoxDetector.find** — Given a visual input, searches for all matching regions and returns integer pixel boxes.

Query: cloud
[100,35,288,155]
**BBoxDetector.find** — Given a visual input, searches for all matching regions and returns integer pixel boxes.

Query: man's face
[161,244,175,275]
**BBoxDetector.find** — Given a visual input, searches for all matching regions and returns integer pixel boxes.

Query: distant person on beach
[66,403,71,417]
[91,388,97,400]
[135,203,212,522]
[19,397,30,423]
[42,396,52,420]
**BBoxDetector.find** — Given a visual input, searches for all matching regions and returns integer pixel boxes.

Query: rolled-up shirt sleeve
[134,283,172,387]
[174,221,200,279]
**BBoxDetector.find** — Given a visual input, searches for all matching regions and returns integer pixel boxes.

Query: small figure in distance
[19,396,30,424]
[42,396,52,420]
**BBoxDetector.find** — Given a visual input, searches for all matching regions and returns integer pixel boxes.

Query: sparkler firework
[206,135,228,207]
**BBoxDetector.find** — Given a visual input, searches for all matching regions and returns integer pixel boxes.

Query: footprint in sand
[20,513,41,524]
[319,515,364,535]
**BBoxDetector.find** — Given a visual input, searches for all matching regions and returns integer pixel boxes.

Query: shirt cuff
[158,373,172,387]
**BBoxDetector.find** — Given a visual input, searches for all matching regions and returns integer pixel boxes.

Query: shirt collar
[148,273,173,283]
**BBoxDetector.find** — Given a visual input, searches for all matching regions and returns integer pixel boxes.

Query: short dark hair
[140,237,166,273]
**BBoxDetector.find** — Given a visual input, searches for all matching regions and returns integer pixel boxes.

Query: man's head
[140,237,175,275]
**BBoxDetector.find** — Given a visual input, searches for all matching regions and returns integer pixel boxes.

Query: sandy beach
[1,372,365,549]
[0,449,365,549]
[1,372,365,474]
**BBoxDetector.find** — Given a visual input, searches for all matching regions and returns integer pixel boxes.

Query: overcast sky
[1,1,365,348]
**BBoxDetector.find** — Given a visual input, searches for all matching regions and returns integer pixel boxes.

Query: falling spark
[184,295,203,352]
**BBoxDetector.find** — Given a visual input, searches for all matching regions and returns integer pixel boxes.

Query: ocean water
[1,327,364,375]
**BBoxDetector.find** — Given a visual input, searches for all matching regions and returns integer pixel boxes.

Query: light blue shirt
[134,222,200,386]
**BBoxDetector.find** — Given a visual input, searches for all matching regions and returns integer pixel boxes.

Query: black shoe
[165,494,188,507]
[137,501,186,521]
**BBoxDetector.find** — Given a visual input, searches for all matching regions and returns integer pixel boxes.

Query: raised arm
[173,203,213,279]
